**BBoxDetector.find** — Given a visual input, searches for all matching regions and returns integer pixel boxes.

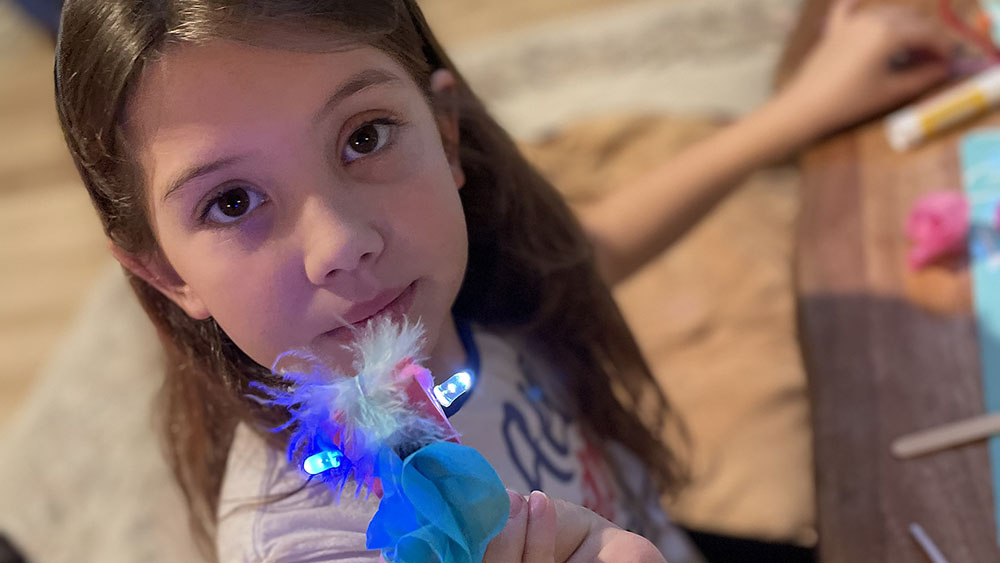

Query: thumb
[522,491,557,563]
[889,61,951,100]
[483,490,529,562]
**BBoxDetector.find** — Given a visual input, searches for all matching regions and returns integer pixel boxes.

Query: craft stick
[891,411,1000,459]
[909,523,950,563]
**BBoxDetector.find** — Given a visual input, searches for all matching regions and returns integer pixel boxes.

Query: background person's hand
[484,490,666,562]
[777,0,954,140]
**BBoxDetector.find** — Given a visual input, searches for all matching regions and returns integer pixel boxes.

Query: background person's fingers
[887,58,951,98]
[864,4,927,23]
[828,0,861,27]
[889,19,953,58]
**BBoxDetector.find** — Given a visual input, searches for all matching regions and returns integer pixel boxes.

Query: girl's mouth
[321,281,417,341]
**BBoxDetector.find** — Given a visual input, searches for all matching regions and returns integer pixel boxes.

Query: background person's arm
[581,0,953,285]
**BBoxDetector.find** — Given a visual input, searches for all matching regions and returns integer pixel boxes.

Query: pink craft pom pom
[905,191,970,270]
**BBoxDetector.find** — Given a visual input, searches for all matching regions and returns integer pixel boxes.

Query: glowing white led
[303,449,344,475]
[433,370,474,408]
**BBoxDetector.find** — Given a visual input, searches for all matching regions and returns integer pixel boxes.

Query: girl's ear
[107,239,211,320]
[430,69,465,190]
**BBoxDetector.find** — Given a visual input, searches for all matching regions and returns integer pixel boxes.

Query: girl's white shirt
[216,327,702,562]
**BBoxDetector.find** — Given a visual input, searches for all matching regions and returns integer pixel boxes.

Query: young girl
[54,0,951,560]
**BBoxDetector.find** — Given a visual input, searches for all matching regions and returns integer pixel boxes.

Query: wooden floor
[0,0,648,426]
[0,2,108,426]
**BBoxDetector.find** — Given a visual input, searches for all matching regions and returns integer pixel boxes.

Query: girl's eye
[343,120,395,163]
[200,186,266,225]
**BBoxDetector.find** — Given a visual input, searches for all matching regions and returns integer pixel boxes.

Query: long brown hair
[55,0,687,557]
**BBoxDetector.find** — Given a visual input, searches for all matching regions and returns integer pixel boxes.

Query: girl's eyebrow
[162,154,249,203]
[313,68,401,125]
[160,68,401,203]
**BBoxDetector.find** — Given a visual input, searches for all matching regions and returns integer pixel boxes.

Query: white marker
[886,66,1000,152]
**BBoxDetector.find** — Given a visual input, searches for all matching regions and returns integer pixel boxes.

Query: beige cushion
[524,114,815,545]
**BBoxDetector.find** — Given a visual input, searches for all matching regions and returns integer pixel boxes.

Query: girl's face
[123,39,469,376]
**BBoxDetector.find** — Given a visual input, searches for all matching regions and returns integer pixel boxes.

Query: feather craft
[252,317,509,562]
[250,316,457,497]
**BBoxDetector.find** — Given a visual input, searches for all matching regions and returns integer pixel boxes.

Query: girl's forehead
[126,39,422,200]
[135,39,410,110]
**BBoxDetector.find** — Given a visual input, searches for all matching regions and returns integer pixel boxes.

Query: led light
[303,449,345,475]
[433,370,474,408]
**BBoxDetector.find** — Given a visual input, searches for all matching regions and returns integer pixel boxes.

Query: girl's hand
[484,490,666,562]
[777,0,953,140]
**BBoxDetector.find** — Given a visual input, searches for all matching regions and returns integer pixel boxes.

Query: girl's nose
[300,198,385,287]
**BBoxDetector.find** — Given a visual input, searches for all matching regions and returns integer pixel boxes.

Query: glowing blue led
[433,370,474,408]
[303,449,345,475]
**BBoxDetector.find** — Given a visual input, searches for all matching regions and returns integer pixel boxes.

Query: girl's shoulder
[216,423,380,562]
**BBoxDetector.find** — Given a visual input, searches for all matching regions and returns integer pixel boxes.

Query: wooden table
[779,0,1000,560]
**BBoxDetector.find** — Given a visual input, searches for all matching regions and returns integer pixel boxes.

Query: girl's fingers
[483,490,529,562]
[551,498,598,562]
[522,491,558,563]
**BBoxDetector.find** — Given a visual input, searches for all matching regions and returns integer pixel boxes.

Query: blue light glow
[303,449,345,475]
[433,370,474,408]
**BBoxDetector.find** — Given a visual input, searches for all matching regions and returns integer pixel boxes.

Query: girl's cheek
[349,125,444,185]
[227,210,276,253]
[349,149,412,184]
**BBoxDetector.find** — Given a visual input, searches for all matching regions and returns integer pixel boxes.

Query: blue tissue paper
[367,442,510,562]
